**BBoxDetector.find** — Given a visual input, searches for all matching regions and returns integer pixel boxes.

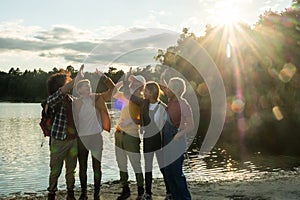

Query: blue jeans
[163,120,191,200]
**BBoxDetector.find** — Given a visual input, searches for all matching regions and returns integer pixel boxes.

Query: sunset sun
[212,1,242,25]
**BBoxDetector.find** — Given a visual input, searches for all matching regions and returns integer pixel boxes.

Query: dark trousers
[163,120,191,200]
[144,151,170,195]
[165,154,191,200]
[77,137,102,193]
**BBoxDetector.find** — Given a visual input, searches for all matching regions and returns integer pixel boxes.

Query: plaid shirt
[47,88,72,140]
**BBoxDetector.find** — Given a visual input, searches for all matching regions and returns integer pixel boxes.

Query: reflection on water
[185,148,300,183]
[0,103,300,197]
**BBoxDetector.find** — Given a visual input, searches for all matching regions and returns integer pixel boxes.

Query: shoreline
[2,174,300,200]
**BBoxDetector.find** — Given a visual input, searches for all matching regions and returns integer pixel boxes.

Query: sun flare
[212,1,241,25]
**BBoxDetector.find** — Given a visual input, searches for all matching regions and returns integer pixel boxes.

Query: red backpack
[39,101,54,137]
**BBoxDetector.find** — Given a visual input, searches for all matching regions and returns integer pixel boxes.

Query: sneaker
[142,193,152,200]
[164,193,173,200]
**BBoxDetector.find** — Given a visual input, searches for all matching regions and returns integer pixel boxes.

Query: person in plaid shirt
[46,65,84,200]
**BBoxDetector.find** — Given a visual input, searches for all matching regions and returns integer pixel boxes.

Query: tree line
[155,1,300,155]
[0,65,167,102]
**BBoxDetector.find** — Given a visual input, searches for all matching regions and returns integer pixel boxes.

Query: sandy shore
[2,174,300,200]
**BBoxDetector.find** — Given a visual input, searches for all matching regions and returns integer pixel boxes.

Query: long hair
[145,81,162,100]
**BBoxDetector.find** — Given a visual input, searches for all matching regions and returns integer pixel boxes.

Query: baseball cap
[129,75,146,85]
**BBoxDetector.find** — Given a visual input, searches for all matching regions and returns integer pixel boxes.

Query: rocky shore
[2,174,300,200]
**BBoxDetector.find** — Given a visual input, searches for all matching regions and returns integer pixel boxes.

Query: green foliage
[157,2,300,155]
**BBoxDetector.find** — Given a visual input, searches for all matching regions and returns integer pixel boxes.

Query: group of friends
[45,64,195,200]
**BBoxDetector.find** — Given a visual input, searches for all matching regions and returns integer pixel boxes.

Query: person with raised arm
[73,69,115,200]
[46,65,84,200]
[113,68,145,200]
[160,69,195,200]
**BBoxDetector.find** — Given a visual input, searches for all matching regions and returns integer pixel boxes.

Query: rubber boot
[66,190,76,200]
[117,185,130,200]
[136,186,144,200]
[48,192,56,200]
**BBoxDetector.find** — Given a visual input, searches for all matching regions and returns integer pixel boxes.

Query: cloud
[0,21,179,70]
[34,25,98,43]
[82,29,179,66]
[0,20,43,40]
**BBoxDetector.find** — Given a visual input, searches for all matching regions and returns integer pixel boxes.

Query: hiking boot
[136,186,144,200]
[164,193,173,200]
[48,192,56,200]
[141,193,152,200]
[117,186,130,200]
[79,191,88,200]
[66,190,76,200]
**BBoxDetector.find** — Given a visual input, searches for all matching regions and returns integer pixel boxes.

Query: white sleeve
[155,104,167,131]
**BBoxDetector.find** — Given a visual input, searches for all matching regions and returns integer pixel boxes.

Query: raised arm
[95,68,115,102]
[159,68,168,93]
[122,68,144,106]
[61,64,84,94]
[47,64,84,107]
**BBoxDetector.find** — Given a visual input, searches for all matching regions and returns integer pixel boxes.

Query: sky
[0,0,293,73]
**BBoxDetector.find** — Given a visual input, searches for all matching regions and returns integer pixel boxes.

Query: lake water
[0,103,299,197]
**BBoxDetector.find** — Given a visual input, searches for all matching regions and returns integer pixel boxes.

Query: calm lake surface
[0,102,299,197]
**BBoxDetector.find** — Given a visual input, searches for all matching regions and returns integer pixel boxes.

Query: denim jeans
[163,120,191,200]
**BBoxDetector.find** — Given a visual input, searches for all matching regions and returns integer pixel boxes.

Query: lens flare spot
[262,56,272,68]
[114,99,125,110]
[189,81,197,90]
[267,67,279,78]
[226,43,231,58]
[249,112,262,128]
[231,99,245,113]
[272,106,284,121]
[238,118,248,132]
[278,63,297,83]
[259,95,270,109]
[70,147,78,156]
[196,82,209,96]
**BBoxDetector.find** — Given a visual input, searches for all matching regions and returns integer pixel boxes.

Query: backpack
[39,100,54,137]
